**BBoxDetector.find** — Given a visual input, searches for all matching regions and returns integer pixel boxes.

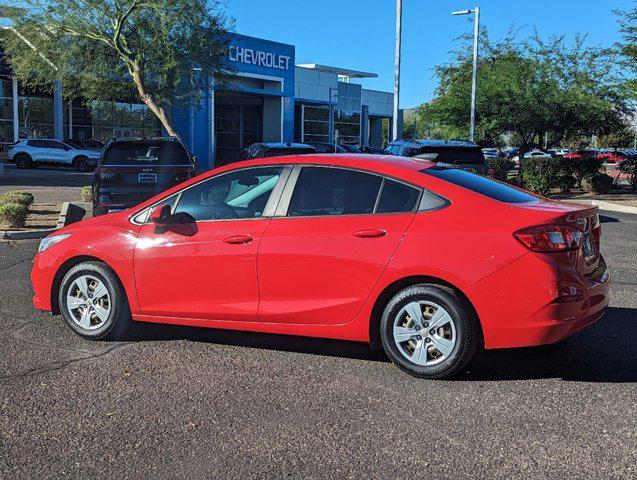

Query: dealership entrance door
[214,94,264,166]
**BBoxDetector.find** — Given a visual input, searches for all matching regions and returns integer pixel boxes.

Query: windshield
[413,146,486,165]
[103,141,191,166]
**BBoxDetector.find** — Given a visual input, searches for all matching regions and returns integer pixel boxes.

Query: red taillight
[513,224,583,253]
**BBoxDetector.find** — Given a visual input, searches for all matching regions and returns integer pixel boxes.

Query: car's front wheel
[14,153,32,169]
[380,284,480,379]
[58,261,132,340]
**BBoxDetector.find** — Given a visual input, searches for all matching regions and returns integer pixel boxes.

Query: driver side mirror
[149,204,197,236]
[150,204,172,226]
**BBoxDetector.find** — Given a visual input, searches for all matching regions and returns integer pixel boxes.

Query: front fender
[33,225,142,314]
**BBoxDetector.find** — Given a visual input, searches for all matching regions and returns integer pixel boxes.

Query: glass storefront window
[64,99,162,142]
[214,93,263,166]
[0,78,13,144]
[334,111,360,145]
[17,86,54,139]
[295,104,330,143]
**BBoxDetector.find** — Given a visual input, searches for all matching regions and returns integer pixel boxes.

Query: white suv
[6,139,102,171]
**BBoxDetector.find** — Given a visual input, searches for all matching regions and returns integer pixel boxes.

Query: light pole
[392,0,402,141]
[452,7,480,143]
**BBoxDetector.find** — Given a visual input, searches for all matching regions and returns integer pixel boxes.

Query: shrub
[487,157,515,181]
[0,190,34,207]
[556,174,576,193]
[521,156,565,196]
[563,156,603,185]
[0,203,29,228]
[581,173,613,194]
[80,185,93,203]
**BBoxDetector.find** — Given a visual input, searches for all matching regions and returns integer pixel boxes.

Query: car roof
[390,139,478,148]
[109,137,179,143]
[233,153,435,174]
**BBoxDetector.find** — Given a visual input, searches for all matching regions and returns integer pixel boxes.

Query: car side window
[47,141,68,150]
[27,140,47,148]
[377,179,420,213]
[174,167,283,221]
[287,167,382,217]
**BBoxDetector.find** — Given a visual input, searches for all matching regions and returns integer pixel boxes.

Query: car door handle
[352,229,387,238]
[223,234,253,244]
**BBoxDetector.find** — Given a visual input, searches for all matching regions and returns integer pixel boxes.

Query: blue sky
[228,0,634,108]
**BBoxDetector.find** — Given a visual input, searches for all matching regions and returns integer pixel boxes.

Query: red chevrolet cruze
[31,154,610,378]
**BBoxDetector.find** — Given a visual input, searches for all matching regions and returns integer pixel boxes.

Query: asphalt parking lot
[0,211,636,479]
[0,163,91,204]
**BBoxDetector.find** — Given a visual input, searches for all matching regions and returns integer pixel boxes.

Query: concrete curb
[559,198,637,215]
[0,228,56,240]
[591,200,637,215]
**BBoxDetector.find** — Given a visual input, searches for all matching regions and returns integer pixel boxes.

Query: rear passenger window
[422,167,537,203]
[377,180,420,213]
[288,167,382,217]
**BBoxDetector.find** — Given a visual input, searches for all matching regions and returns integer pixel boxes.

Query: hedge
[0,203,29,228]
[581,173,613,194]
[521,156,566,196]
[487,157,515,181]
[0,191,34,207]
[80,185,93,203]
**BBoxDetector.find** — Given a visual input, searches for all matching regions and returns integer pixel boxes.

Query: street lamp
[452,7,480,143]
[392,0,402,141]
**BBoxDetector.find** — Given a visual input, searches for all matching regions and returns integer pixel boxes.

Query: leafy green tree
[615,2,637,99]
[598,126,636,150]
[0,0,232,138]
[421,29,632,156]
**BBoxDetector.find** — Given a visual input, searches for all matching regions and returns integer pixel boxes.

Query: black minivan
[92,138,197,216]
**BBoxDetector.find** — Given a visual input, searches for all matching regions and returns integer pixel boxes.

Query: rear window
[422,167,538,203]
[263,148,315,158]
[413,147,485,165]
[103,141,191,166]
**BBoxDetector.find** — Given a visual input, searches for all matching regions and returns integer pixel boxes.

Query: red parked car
[31,154,610,379]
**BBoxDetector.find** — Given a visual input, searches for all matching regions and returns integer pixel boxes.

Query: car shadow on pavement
[599,215,620,224]
[125,307,636,381]
[460,307,637,383]
[127,322,387,362]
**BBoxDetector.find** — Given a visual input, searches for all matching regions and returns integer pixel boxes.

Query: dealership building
[0,33,398,170]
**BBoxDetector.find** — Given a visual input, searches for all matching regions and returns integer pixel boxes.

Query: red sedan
[31,155,610,379]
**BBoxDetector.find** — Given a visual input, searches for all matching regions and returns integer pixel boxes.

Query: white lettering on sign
[229,45,290,71]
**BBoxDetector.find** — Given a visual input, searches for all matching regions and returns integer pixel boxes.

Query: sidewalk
[552,188,637,214]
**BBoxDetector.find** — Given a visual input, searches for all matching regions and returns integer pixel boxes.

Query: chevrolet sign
[229,45,291,71]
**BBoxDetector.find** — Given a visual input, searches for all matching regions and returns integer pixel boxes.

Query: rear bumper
[467,253,610,349]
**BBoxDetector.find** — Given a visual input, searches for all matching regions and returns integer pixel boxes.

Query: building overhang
[296,63,377,79]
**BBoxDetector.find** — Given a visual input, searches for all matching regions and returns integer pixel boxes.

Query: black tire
[58,261,132,340]
[74,156,89,172]
[380,284,480,379]
[15,154,32,169]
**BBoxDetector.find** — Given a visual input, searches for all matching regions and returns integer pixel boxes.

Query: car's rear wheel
[58,261,132,340]
[73,156,89,172]
[380,284,479,379]
[14,154,32,169]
